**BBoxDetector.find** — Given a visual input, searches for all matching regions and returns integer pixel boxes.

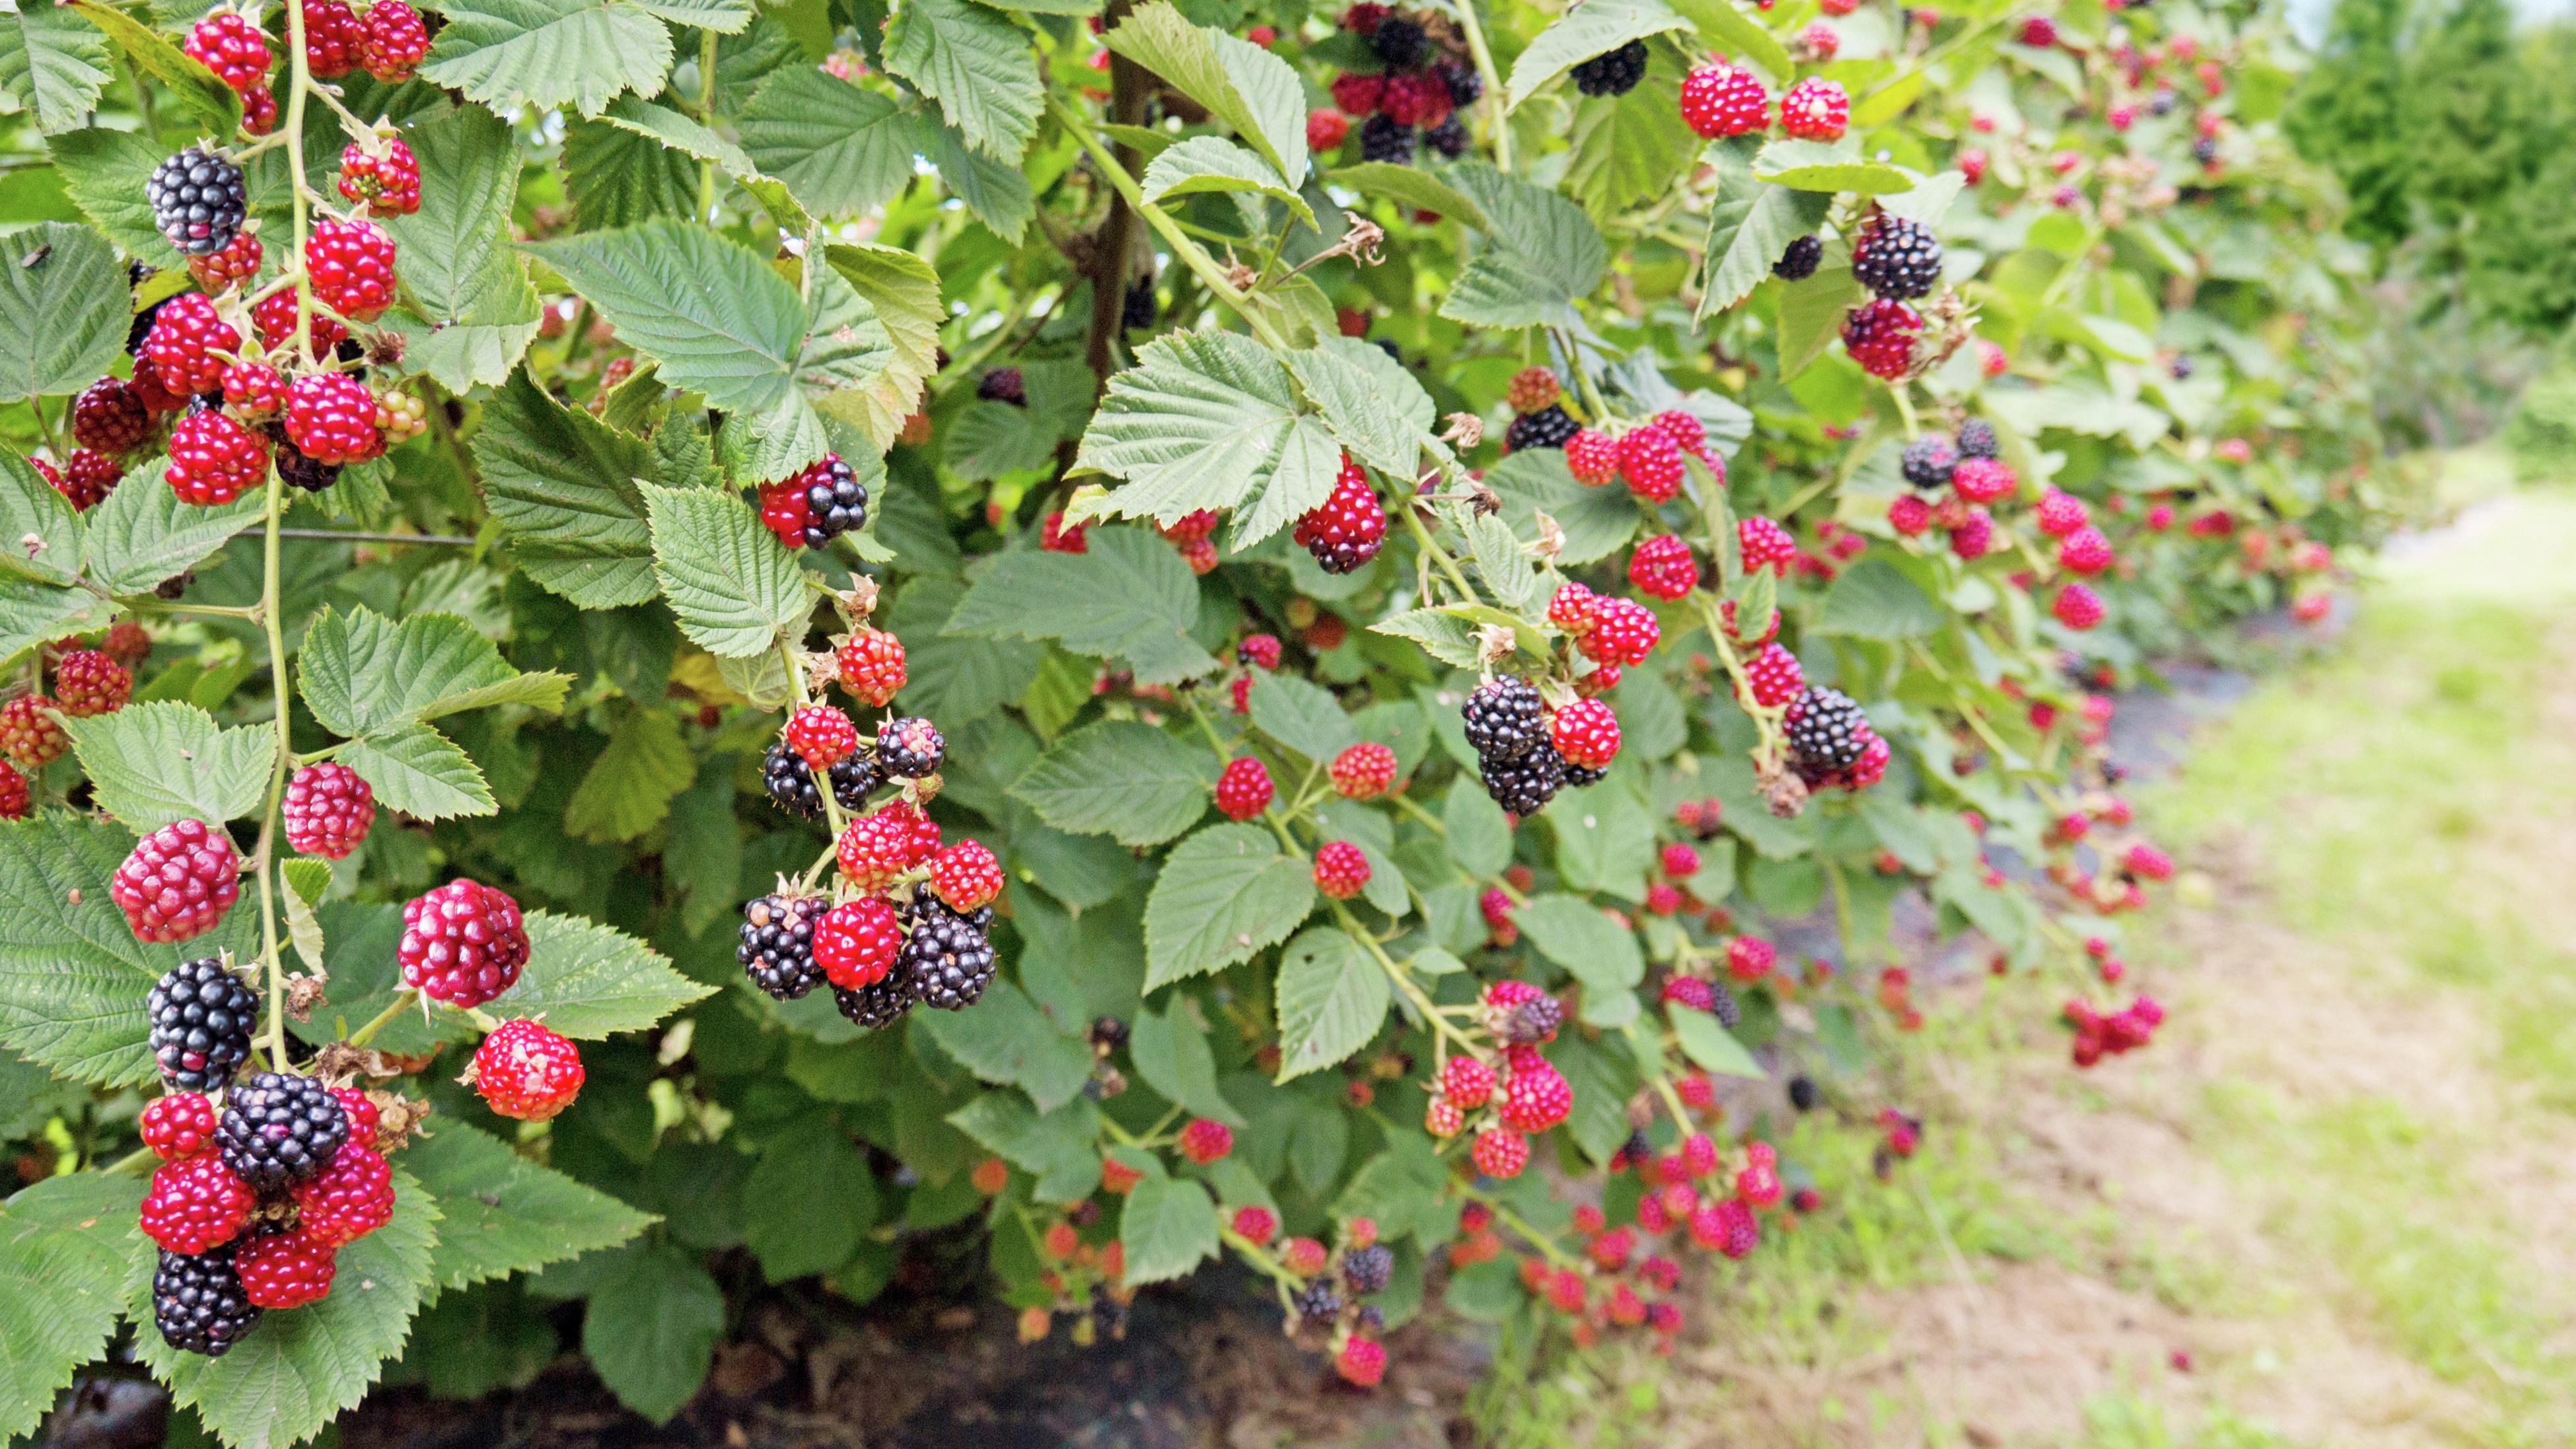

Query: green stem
[696,28,721,217]
[344,987,418,1050]
[1450,0,1511,170]
[1329,899,1479,1057]
[1454,1182,1580,1267]
[1400,504,1479,606]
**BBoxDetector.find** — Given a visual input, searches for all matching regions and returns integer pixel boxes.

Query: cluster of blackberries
[762,713,945,821]
[1850,212,1943,301]
[1782,684,1888,791]
[1773,233,1823,281]
[1326,4,1482,165]
[757,452,871,552]
[1461,677,1596,816]
[1570,39,1648,97]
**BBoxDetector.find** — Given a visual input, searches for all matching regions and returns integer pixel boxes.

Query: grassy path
[1509,491,2576,1448]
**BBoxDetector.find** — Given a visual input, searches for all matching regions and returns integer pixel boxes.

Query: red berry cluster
[1318,4,1482,166]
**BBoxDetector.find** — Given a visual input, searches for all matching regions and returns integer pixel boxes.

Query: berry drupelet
[900,896,997,1010]
[154,1244,260,1356]
[1503,404,1579,452]
[147,956,258,1090]
[216,1071,348,1193]
[148,148,250,257]
[739,893,829,1000]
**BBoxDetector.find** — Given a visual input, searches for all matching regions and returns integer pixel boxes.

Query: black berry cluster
[153,1244,260,1357]
[799,454,870,547]
[1900,435,1958,489]
[1326,4,1482,169]
[1462,677,1569,816]
[900,896,997,1010]
[1773,233,1823,281]
[1504,404,1580,452]
[217,1071,350,1193]
[1570,40,1647,97]
[762,740,880,819]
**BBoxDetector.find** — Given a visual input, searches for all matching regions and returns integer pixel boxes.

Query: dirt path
[1549,492,2576,1449]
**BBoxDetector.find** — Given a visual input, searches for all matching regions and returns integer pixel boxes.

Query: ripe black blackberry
[738,894,828,1001]
[1425,114,1469,158]
[267,428,343,493]
[1899,435,1957,489]
[1622,1127,1653,1164]
[763,741,825,818]
[1435,59,1482,106]
[1503,404,1578,452]
[876,717,945,779]
[1954,418,1998,459]
[1122,278,1157,330]
[1773,233,1822,281]
[1570,40,1647,96]
[1461,676,1544,761]
[833,968,912,1030]
[1562,761,1606,789]
[1342,1244,1394,1295]
[1480,742,1565,816]
[2192,135,2219,166]
[830,750,882,808]
[1359,114,1415,164]
[1295,1277,1345,1324]
[1784,685,1871,771]
[801,455,869,545]
[1851,213,1943,300]
[900,897,996,1010]
[1787,1073,1819,1112]
[976,367,1026,406]
[1090,1015,1129,1050]
[1707,978,1742,1029]
[1089,1280,1128,1336]
[1371,15,1427,65]
[217,1072,348,1193]
[2168,355,2194,380]
[147,147,249,257]
[154,1244,260,1356]
[1507,993,1562,1044]
[127,262,166,355]
[147,956,258,1091]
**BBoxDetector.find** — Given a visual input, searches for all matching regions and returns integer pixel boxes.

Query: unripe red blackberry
[330,1087,379,1150]
[359,0,429,81]
[1038,509,1087,553]
[222,361,287,417]
[1725,935,1775,981]
[1565,427,1619,483]
[1330,70,1384,116]
[153,1244,260,1356]
[1550,697,1620,768]
[738,892,827,999]
[1616,425,1684,503]
[1851,213,1944,301]
[166,406,271,505]
[302,0,362,75]
[1424,1097,1464,1136]
[336,136,421,217]
[2034,487,2089,536]
[114,818,240,942]
[1231,1204,1278,1244]
[1470,1126,1528,1178]
[1294,455,1386,575]
[1461,676,1544,761]
[1440,1053,1495,1108]
[784,704,860,769]
[185,11,272,92]
[2053,581,2105,630]
[46,449,121,511]
[835,627,906,707]
[1307,107,1350,151]
[836,800,939,887]
[1951,456,2015,504]
[1888,493,1933,535]
[1214,756,1273,820]
[471,1019,585,1121]
[252,287,346,360]
[236,1228,336,1308]
[1779,77,1849,139]
[1740,642,1804,708]
[1628,534,1699,600]
[284,374,384,470]
[1329,740,1397,799]
[1497,1057,1571,1132]
[898,894,996,1010]
[54,648,131,717]
[1581,596,1659,666]
[1313,839,1371,900]
[142,1090,222,1159]
[2058,525,2112,575]
[1179,1117,1234,1164]
[1504,367,1561,413]
[929,839,1004,911]
[1949,507,1994,559]
[1840,297,1923,379]
[72,378,151,457]
[141,1152,256,1254]
[1680,62,1769,137]
[280,761,375,858]
[289,1144,394,1246]
[877,715,945,778]
[812,896,902,989]
[0,695,64,771]
[1738,515,1796,575]
[758,478,810,548]
[304,217,398,322]
[145,292,240,396]
[217,1071,348,1192]
[397,878,530,1008]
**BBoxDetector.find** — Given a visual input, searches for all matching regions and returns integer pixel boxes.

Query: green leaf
[910,979,1094,1112]
[948,1092,1104,1204]
[382,105,542,391]
[1438,163,1608,331]
[1552,776,1657,900]
[77,474,261,596]
[882,0,1040,163]
[563,703,696,842]
[1504,0,1686,108]
[0,449,81,586]
[581,1243,724,1423]
[917,114,1034,241]
[740,69,919,219]
[0,221,124,404]
[1513,893,1645,1025]
[63,702,275,831]
[300,606,571,739]
[820,242,943,452]
[1143,135,1312,225]
[1247,672,1358,761]
[1281,337,1437,479]
[1698,137,1834,320]
[1142,822,1315,991]
[1668,1002,1763,1077]
[1324,161,1487,228]
[1565,60,1701,219]
[47,127,172,261]
[1482,445,1640,566]
[562,112,702,227]
[884,576,1044,723]
[65,0,233,132]
[0,1172,145,1442]
[1118,1173,1219,1285]
[1272,925,1387,1080]
[746,1122,876,1281]
[1104,2,1307,184]
[1332,1132,1446,1242]
[1369,608,1483,668]
[138,1170,439,1449]
[524,222,808,417]
[1663,0,1789,79]
[643,481,813,658]
[1071,331,1342,552]
[1007,719,1215,847]
[0,815,258,1088]
[404,1119,657,1290]
[341,722,496,821]
[1776,260,1865,378]
[1129,996,1242,1125]
[945,526,1218,685]
[501,909,715,1039]
[0,2,108,133]
[1816,555,1943,639]
[420,0,698,116]
[1751,137,1915,194]
[473,370,661,608]
[1442,776,1511,878]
